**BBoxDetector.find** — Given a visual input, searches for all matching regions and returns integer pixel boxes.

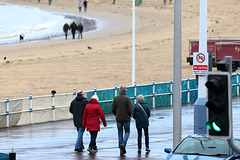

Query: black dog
[20,35,24,42]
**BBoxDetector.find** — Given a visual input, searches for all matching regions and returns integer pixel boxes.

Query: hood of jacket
[89,98,99,104]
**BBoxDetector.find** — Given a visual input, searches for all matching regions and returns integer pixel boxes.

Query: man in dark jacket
[70,21,77,39]
[69,90,88,152]
[63,22,70,40]
[77,22,84,39]
[133,95,151,153]
[112,86,133,155]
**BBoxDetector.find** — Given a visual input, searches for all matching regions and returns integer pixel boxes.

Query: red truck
[186,36,240,69]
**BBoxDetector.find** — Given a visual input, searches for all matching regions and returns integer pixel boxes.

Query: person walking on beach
[70,21,77,39]
[63,22,70,40]
[49,0,52,5]
[82,95,107,153]
[78,1,82,12]
[83,0,88,12]
[77,22,84,39]
[112,86,133,155]
[132,95,151,153]
[69,90,88,152]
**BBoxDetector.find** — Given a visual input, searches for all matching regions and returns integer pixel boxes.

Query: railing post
[187,75,190,103]
[114,84,118,97]
[170,78,173,105]
[51,90,56,122]
[134,82,137,104]
[29,93,33,124]
[73,89,77,97]
[94,86,97,95]
[152,79,155,108]
[237,70,239,96]
[6,96,9,128]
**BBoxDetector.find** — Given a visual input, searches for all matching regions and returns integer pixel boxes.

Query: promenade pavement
[1,97,240,160]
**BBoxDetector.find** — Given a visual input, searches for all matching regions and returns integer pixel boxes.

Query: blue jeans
[137,127,149,149]
[77,30,82,39]
[75,127,85,149]
[117,121,130,151]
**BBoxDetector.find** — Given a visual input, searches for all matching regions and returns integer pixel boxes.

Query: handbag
[138,103,149,125]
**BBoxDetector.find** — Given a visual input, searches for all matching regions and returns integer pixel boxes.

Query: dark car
[164,134,240,160]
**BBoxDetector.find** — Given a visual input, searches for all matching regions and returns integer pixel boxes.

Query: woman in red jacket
[82,95,107,153]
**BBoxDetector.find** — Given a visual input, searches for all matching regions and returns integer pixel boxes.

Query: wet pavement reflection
[1,96,240,160]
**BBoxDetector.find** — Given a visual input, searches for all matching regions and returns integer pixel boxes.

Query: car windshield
[174,137,229,157]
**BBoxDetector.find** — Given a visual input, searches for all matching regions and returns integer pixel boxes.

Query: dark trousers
[72,30,76,39]
[89,131,98,149]
[137,127,149,149]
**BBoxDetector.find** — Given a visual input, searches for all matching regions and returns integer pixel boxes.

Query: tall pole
[194,0,208,135]
[132,0,136,86]
[173,0,182,147]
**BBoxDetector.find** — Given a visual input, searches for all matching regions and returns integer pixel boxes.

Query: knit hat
[91,94,99,102]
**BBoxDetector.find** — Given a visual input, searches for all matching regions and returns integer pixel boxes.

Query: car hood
[165,154,227,160]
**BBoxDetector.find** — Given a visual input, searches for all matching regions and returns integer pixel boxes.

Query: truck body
[186,36,240,69]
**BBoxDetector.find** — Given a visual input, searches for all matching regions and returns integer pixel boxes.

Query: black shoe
[120,145,126,154]
[74,148,81,152]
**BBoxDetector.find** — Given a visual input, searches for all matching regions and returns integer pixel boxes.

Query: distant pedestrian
[77,22,84,39]
[82,95,107,154]
[132,95,151,153]
[78,1,82,12]
[112,0,115,4]
[163,0,167,4]
[70,21,77,39]
[38,0,40,3]
[83,0,88,12]
[49,0,52,5]
[112,86,133,155]
[169,0,172,4]
[63,22,70,40]
[69,90,88,152]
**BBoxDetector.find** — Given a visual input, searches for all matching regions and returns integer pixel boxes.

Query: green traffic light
[206,121,212,130]
[212,122,221,132]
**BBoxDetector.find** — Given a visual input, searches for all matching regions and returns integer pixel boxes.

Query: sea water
[0,3,97,45]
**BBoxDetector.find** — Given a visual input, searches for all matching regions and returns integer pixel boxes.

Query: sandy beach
[0,0,239,100]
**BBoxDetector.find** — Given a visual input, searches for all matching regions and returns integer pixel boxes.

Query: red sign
[193,65,208,70]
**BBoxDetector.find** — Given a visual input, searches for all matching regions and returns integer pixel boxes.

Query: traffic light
[205,72,232,138]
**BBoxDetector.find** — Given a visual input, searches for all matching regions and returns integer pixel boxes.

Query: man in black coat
[69,90,88,152]
[70,21,77,39]
[77,22,84,39]
[63,22,70,40]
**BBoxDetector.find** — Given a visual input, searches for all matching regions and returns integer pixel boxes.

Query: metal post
[134,82,137,104]
[132,0,136,86]
[194,0,208,135]
[237,70,239,96]
[173,0,182,147]
[94,86,97,95]
[114,84,118,97]
[6,96,9,128]
[73,89,77,97]
[152,80,155,108]
[29,93,33,124]
[52,93,55,121]
[187,75,190,103]
[170,78,173,106]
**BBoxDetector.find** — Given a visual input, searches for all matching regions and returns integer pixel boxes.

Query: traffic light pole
[194,0,207,135]
[224,57,240,154]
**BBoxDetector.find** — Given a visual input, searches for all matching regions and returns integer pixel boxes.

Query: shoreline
[0,0,239,100]
[0,3,99,46]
